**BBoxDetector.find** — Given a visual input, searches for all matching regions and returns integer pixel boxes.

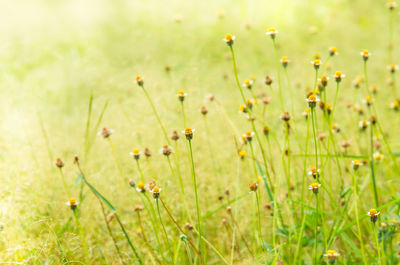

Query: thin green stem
[156,199,174,263]
[73,209,91,265]
[108,138,124,179]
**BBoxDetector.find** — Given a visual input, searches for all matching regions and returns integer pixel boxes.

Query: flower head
[312,59,322,70]
[177,90,187,101]
[150,187,161,199]
[55,157,64,168]
[136,75,144,86]
[136,182,146,193]
[308,167,320,179]
[242,79,253,89]
[266,28,278,39]
[239,104,247,113]
[171,130,180,141]
[128,179,136,188]
[66,198,78,210]
[160,145,173,156]
[280,111,291,122]
[243,131,255,142]
[359,120,370,130]
[264,75,273,85]
[238,150,246,159]
[280,56,290,67]
[324,250,340,264]
[373,152,384,163]
[200,105,208,115]
[391,100,399,111]
[388,1,397,10]
[249,182,258,192]
[329,46,338,56]
[306,94,319,108]
[361,49,371,61]
[331,124,341,133]
[352,160,363,170]
[368,208,380,223]
[334,71,345,82]
[363,96,372,106]
[320,76,329,87]
[388,63,399,73]
[223,34,235,46]
[99,127,114,138]
[309,182,321,194]
[183,127,195,140]
[130,148,141,160]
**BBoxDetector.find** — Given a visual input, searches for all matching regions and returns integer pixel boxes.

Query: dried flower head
[160,145,173,156]
[266,28,278,39]
[183,127,195,140]
[262,96,271,105]
[249,182,258,192]
[205,93,215,102]
[368,208,380,223]
[136,76,144,86]
[264,75,273,85]
[134,204,144,212]
[144,148,152,158]
[341,139,351,149]
[200,105,208,115]
[223,34,235,46]
[280,111,291,122]
[128,179,136,187]
[309,182,321,194]
[66,198,78,210]
[171,130,180,141]
[99,127,114,138]
[55,157,64,168]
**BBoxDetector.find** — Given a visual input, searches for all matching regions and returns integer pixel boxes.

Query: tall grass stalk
[72,208,91,265]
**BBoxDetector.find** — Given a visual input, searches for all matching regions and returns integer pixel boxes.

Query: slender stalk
[373,223,382,265]
[272,39,284,111]
[332,82,340,116]
[311,108,319,173]
[73,209,91,265]
[313,193,319,265]
[108,138,124,179]
[136,159,145,182]
[156,199,174,263]
[255,191,264,250]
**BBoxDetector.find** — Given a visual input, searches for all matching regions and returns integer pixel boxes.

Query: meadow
[0,0,400,264]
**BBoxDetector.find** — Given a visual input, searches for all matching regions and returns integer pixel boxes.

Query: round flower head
[320,76,329,87]
[264,75,273,85]
[387,1,397,10]
[302,108,310,119]
[205,93,215,102]
[177,90,187,101]
[240,135,247,144]
[312,59,322,70]
[388,63,399,73]
[128,179,136,188]
[391,100,399,111]
[371,84,378,94]
[182,127,195,140]
[134,204,144,212]
[160,145,173,156]
[130,148,141,160]
[368,208,380,223]
[325,103,332,115]
[309,182,321,194]
[242,79,253,89]
[324,250,340,264]
[263,126,269,136]
[66,198,78,210]
[249,182,258,192]
[243,131,255,142]
[239,104,247,113]
[170,130,180,141]
[331,124,341,133]
[55,157,64,168]
[334,71,345,82]
[200,105,208,115]
[329,46,338,56]
[359,120,370,130]
[136,75,144,86]
[308,167,320,179]
[352,160,363,170]
[136,182,146,193]
[147,180,156,191]
[361,49,371,61]
[373,152,384,163]
[246,98,255,109]
[280,56,290,67]
[280,111,291,122]
[266,28,278,39]
[341,139,351,149]
[306,94,319,108]
[150,187,161,199]
[238,150,246,159]
[99,127,114,138]
[144,148,152,158]
[363,96,372,106]
[263,97,271,105]
[223,33,235,46]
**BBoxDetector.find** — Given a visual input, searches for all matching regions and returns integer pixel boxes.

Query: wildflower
[183,127,195,140]
[66,198,78,210]
[134,204,144,212]
[303,108,310,119]
[177,90,187,101]
[368,208,380,223]
[128,179,136,188]
[320,75,329,87]
[205,93,215,102]
[324,250,340,264]
[314,52,321,59]
[184,223,193,230]
[308,167,320,179]
[374,152,384,163]
[312,59,322,70]
[243,131,255,142]
[246,98,255,109]
[280,56,290,67]
[150,187,161,199]
[390,100,399,111]
[341,140,351,149]
[263,126,269,136]
[388,63,399,73]
[200,105,208,115]
[318,132,326,141]
[263,96,271,105]
[363,96,372,106]
[371,84,378,94]
[243,79,253,89]
[309,182,321,194]
[147,181,156,191]
[334,71,345,82]
[160,145,173,156]
[325,103,332,115]
[130,148,141,160]
[266,28,278,39]
[318,100,325,110]
[238,150,246,159]
[223,34,235,46]
[359,120,370,130]
[264,75,273,85]
[329,46,338,56]
[99,127,114,138]
[171,130,180,141]
[136,182,146,193]
[135,75,144,86]
[144,148,151,158]
[306,94,319,108]
[331,124,341,133]
[370,114,377,125]
[361,49,371,61]
[353,78,362,88]
[280,111,291,122]
[352,160,363,170]
[374,140,382,150]
[387,1,397,10]
[55,157,64,168]
[249,182,258,192]
[239,104,247,113]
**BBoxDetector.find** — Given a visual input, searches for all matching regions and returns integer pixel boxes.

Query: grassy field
[1,0,400,264]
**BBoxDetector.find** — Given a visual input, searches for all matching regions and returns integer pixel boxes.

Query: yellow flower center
[313,59,321,65]
[225,34,233,41]
[335,71,342,77]
[369,208,377,215]
[136,76,142,81]
[133,148,140,154]
[244,79,251,85]
[178,90,185,96]
[267,28,276,33]
[311,183,319,189]
[69,198,76,206]
[330,47,338,53]
[363,49,369,55]
[137,182,145,189]
[185,128,192,134]
[281,56,288,62]
[308,95,317,102]
[238,150,246,157]
[153,187,160,193]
